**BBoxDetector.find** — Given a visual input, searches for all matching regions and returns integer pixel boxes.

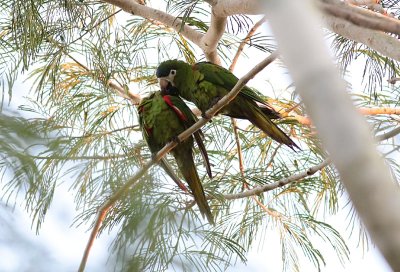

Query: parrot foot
[209,96,221,108]
[170,135,182,145]
[151,153,158,161]
[201,96,222,121]
[201,111,213,121]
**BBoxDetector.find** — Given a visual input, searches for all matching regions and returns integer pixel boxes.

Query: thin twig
[220,124,400,201]
[71,125,140,139]
[230,118,245,176]
[376,126,400,141]
[228,25,277,211]
[185,124,400,212]
[224,159,331,200]
[77,51,279,272]
[229,16,267,71]
[388,77,400,84]
[67,9,123,47]
[31,153,130,160]
[284,107,400,126]
[47,36,140,104]
[265,144,282,169]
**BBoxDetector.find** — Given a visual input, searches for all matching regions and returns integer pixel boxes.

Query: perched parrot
[156,60,299,149]
[138,89,214,224]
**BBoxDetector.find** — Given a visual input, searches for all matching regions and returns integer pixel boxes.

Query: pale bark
[264,1,400,270]
[102,0,224,62]
[210,0,263,16]
[323,14,400,62]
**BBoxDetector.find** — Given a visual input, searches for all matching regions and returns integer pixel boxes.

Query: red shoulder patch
[145,126,152,136]
[163,95,188,121]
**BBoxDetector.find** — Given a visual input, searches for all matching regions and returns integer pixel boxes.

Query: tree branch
[376,126,400,141]
[229,16,267,71]
[319,0,400,36]
[224,159,331,200]
[221,124,400,201]
[201,10,226,65]
[322,13,400,62]
[210,0,264,16]
[102,0,222,63]
[211,0,400,62]
[31,153,130,160]
[286,107,400,126]
[264,1,400,270]
[78,51,278,272]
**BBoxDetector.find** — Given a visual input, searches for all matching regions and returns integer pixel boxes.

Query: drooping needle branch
[286,107,400,126]
[228,18,275,209]
[221,124,400,201]
[229,16,267,71]
[77,51,279,272]
[225,159,331,200]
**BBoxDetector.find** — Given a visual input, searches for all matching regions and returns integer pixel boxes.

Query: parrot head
[156,60,192,93]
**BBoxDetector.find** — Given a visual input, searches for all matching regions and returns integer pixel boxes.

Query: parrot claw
[201,112,213,121]
[170,135,182,145]
[209,96,221,108]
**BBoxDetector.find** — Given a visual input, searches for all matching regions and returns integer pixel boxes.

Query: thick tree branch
[319,0,400,36]
[210,0,263,16]
[323,14,400,62]
[78,52,278,272]
[102,0,222,63]
[264,1,400,270]
[211,0,400,61]
[376,126,400,141]
[103,0,203,44]
[201,11,226,64]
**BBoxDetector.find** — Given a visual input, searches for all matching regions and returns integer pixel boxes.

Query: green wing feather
[195,62,271,106]
[167,94,212,178]
[138,94,189,191]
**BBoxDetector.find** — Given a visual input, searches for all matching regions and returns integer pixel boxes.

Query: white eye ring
[170,69,176,76]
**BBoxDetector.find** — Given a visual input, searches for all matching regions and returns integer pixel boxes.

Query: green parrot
[138,89,214,224]
[156,60,299,150]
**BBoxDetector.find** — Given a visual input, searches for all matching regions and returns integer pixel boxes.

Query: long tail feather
[193,131,212,178]
[177,152,214,225]
[246,106,299,150]
[259,105,281,119]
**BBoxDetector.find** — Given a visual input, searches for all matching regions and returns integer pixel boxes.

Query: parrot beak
[158,78,171,92]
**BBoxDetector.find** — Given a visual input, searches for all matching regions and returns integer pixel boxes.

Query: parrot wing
[138,94,189,191]
[195,62,272,107]
[163,94,212,178]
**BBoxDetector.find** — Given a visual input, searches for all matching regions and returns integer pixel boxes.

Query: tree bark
[263,0,400,270]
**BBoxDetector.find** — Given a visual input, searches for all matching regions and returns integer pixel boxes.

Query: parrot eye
[170,69,176,76]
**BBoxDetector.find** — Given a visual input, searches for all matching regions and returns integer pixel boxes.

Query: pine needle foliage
[0,0,399,271]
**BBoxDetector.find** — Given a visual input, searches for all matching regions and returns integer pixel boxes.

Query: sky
[0,58,393,272]
[0,2,397,272]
